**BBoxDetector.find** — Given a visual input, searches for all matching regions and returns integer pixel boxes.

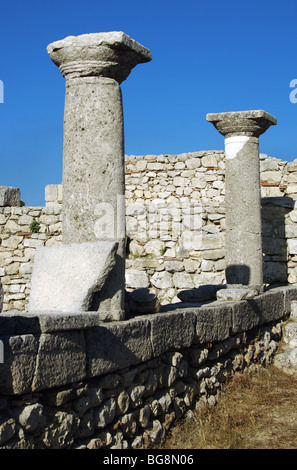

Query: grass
[160,365,297,449]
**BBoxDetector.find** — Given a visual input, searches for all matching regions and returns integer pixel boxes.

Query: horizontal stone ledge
[0,286,296,394]
[0,311,102,335]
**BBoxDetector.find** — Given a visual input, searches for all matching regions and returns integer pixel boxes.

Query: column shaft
[224,136,263,290]
[63,76,125,244]
[62,76,125,319]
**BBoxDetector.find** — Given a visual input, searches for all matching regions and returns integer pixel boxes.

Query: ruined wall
[1,151,297,311]
[0,206,62,311]
[0,286,295,449]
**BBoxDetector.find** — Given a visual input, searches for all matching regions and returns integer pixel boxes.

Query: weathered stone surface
[32,331,86,391]
[47,32,152,82]
[0,311,101,335]
[28,241,117,313]
[149,309,196,357]
[19,403,46,432]
[93,398,116,430]
[86,317,153,377]
[283,322,297,347]
[231,299,261,333]
[195,303,233,343]
[0,418,16,445]
[127,288,160,315]
[258,289,285,324]
[217,287,258,302]
[206,110,277,138]
[0,334,39,395]
[125,270,150,289]
[207,110,276,294]
[0,187,21,207]
[177,285,225,303]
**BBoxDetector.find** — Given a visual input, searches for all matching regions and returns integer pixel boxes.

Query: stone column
[47,32,151,320]
[206,110,277,297]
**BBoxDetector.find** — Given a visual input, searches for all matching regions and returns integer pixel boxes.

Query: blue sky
[1,0,296,206]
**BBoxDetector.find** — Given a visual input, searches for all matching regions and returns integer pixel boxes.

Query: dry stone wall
[1,151,297,311]
[0,286,294,449]
[0,206,62,311]
[125,151,297,303]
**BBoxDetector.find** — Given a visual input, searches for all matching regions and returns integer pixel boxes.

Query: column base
[216,284,262,302]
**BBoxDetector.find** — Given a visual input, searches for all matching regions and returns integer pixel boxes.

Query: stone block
[0,187,21,207]
[0,311,101,335]
[32,331,87,391]
[0,334,39,394]
[194,303,233,343]
[258,288,285,325]
[149,309,196,357]
[86,317,152,378]
[28,241,118,313]
[127,288,160,315]
[216,287,258,302]
[125,270,149,289]
[231,299,261,334]
[0,282,3,313]
[287,239,297,255]
[177,285,225,303]
[277,286,297,315]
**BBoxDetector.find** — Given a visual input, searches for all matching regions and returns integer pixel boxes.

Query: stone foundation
[0,286,295,449]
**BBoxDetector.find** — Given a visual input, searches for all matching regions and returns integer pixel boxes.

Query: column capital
[47,31,152,83]
[206,110,277,138]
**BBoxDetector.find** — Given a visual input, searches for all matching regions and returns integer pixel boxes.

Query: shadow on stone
[226,265,250,286]
[177,284,226,304]
[125,288,160,316]
[261,196,294,285]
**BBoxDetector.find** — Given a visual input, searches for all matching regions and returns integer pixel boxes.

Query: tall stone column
[47,32,151,320]
[207,110,277,296]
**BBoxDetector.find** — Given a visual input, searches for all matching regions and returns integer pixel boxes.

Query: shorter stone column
[207,110,277,298]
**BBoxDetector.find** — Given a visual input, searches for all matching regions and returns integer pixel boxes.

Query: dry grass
[161,365,297,449]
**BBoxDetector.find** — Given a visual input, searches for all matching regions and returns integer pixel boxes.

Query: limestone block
[216,287,258,302]
[127,288,160,315]
[288,239,297,255]
[86,317,152,377]
[125,270,149,289]
[0,334,39,394]
[258,289,285,325]
[150,271,173,289]
[172,272,194,289]
[0,187,21,207]
[260,158,280,172]
[201,155,218,168]
[149,309,196,357]
[195,303,233,343]
[177,285,224,303]
[28,241,117,313]
[231,299,261,333]
[32,331,87,391]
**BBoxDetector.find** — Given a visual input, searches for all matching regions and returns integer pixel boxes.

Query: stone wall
[0,206,62,312]
[124,151,297,302]
[1,151,297,311]
[0,285,295,449]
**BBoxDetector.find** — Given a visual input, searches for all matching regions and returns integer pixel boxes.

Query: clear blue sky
[1,0,296,206]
